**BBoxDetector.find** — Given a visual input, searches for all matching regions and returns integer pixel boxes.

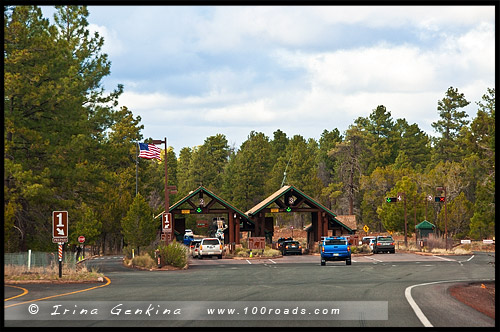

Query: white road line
[268,259,277,264]
[466,255,475,262]
[405,278,494,327]
[434,256,455,262]
[365,256,383,263]
[246,259,252,264]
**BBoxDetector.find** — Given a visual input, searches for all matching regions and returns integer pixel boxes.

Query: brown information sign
[248,237,266,250]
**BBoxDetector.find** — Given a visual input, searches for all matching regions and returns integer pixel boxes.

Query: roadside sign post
[78,236,85,259]
[162,212,173,244]
[53,211,68,278]
[58,243,63,278]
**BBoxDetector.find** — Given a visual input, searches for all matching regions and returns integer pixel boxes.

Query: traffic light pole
[436,187,448,250]
[444,188,448,250]
[403,194,407,248]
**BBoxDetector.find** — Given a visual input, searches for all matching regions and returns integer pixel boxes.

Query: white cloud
[90,5,494,152]
[88,23,124,57]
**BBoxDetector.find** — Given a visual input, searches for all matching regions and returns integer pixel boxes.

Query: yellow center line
[4,285,29,302]
[4,276,111,309]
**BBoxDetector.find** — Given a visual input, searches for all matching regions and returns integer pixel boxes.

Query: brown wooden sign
[248,237,266,250]
[52,211,68,243]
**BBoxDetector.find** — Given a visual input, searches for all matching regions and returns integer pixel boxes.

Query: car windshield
[285,241,299,245]
[378,237,393,241]
[325,239,346,245]
[203,239,219,245]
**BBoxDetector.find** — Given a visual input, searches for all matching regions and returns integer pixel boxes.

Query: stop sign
[78,236,85,244]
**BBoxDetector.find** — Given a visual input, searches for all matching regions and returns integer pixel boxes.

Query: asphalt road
[4,252,495,328]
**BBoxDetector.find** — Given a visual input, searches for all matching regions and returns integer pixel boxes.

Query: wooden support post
[228,212,234,253]
[235,218,240,244]
[318,212,324,239]
[312,212,318,242]
[322,214,328,238]
[259,213,266,236]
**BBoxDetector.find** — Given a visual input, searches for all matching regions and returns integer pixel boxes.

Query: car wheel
[218,255,222,259]
[199,255,203,259]
[391,250,395,254]
[346,259,352,265]
[321,260,326,266]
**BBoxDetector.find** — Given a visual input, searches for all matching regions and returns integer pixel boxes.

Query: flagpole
[135,141,139,196]
[165,137,168,215]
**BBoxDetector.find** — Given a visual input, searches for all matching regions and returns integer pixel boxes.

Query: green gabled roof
[246,184,353,232]
[416,220,436,229]
[168,186,253,223]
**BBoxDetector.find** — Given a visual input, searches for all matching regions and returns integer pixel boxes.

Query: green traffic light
[196,207,202,213]
[286,207,292,212]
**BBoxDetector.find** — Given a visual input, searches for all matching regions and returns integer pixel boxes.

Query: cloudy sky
[43,5,496,154]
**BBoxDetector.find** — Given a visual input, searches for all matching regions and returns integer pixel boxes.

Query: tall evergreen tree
[431,86,470,163]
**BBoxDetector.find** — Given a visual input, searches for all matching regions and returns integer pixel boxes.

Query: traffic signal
[196,207,202,213]
[435,196,446,202]
[286,206,292,212]
[386,197,397,203]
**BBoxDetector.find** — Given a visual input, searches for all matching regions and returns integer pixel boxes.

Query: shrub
[132,254,156,269]
[263,247,281,257]
[236,250,249,257]
[158,241,188,268]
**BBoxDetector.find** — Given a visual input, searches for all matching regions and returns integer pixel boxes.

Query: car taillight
[321,246,324,252]
[220,245,223,250]
[285,245,289,249]
[347,246,350,252]
[299,245,302,249]
[199,245,202,250]
[391,242,394,246]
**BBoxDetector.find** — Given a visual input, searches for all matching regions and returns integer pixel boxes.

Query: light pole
[152,138,177,244]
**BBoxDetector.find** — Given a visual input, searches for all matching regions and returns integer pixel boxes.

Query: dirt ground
[449,281,495,319]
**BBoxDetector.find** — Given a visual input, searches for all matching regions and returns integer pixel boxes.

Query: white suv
[199,238,223,259]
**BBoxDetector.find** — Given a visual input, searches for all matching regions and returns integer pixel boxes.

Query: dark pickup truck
[320,236,352,266]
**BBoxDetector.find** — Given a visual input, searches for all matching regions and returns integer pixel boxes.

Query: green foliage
[121,193,155,250]
[72,202,102,245]
[157,242,188,268]
[431,87,471,163]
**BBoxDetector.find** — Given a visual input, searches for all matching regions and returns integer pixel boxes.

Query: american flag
[138,143,162,161]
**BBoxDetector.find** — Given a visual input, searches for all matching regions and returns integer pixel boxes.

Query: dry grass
[4,263,104,282]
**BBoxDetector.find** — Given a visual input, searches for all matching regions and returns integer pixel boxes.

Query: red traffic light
[434,196,445,202]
